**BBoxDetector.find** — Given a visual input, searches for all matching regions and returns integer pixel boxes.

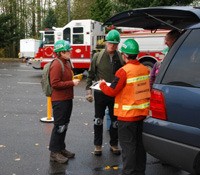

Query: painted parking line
[0,74,12,77]
[17,82,40,85]
[0,68,41,73]
[17,69,42,72]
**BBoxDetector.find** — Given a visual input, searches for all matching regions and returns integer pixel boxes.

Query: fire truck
[29,19,168,71]
[30,19,105,72]
[118,28,168,68]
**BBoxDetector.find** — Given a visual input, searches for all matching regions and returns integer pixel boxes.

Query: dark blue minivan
[104,6,200,174]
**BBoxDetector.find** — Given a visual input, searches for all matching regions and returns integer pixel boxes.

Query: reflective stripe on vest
[114,102,150,110]
[123,102,150,110]
[127,75,149,84]
[114,103,119,109]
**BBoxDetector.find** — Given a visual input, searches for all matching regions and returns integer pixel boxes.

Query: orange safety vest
[114,63,150,121]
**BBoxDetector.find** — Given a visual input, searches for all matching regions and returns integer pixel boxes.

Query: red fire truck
[118,28,168,68]
[29,19,168,71]
[30,19,105,72]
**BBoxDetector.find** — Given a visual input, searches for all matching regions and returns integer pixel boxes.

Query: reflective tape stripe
[114,103,119,109]
[122,102,150,110]
[114,102,149,110]
[127,75,149,84]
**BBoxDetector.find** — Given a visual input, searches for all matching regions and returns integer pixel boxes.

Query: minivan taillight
[150,89,167,120]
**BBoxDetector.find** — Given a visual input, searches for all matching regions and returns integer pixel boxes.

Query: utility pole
[67,0,70,23]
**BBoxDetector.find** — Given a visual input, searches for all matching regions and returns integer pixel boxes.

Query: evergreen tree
[116,0,193,8]
[43,8,57,29]
[54,0,68,27]
[71,0,94,20]
[90,0,112,22]
[0,13,19,57]
[0,0,197,58]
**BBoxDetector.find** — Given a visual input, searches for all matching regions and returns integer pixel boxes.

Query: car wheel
[141,61,155,71]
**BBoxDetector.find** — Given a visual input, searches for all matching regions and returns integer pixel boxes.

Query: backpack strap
[96,49,105,67]
[93,49,124,78]
[48,59,65,88]
[55,58,65,73]
[96,49,123,67]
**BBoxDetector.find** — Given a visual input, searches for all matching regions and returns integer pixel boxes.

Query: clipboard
[90,81,111,91]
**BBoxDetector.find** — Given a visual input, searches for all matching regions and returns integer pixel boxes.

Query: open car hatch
[103,6,200,31]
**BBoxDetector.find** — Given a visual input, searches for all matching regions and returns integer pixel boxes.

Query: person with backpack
[99,39,150,175]
[85,29,124,156]
[49,40,80,164]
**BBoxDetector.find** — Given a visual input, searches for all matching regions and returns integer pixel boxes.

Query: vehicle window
[63,28,71,42]
[96,35,105,49]
[73,27,84,44]
[73,34,83,44]
[44,34,54,44]
[73,27,83,33]
[162,29,200,88]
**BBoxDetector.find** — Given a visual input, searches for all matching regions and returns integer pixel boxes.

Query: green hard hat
[54,40,72,53]
[105,29,120,44]
[120,39,139,55]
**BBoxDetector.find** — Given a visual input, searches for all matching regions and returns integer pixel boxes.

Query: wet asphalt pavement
[0,62,190,175]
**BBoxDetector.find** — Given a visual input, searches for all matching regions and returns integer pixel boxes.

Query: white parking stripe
[17,69,42,72]
[17,82,40,85]
[0,68,41,73]
[0,74,12,77]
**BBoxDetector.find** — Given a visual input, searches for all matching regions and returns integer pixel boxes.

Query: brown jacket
[49,58,74,101]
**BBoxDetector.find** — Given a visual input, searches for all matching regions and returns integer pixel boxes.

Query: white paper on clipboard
[90,81,111,91]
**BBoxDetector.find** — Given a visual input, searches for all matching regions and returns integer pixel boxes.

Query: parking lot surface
[0,62,190,175]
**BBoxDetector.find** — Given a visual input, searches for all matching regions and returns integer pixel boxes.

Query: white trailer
[19,39,41,59]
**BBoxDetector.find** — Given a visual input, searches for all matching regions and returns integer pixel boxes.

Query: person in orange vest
[99,39,150,175]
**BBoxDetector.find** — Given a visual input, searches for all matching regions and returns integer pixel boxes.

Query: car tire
[141,60,155,70]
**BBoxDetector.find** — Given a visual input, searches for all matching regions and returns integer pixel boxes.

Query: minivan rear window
[162,29,200,88]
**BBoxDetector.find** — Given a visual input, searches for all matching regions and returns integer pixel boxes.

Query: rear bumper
[142,118,200,174]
